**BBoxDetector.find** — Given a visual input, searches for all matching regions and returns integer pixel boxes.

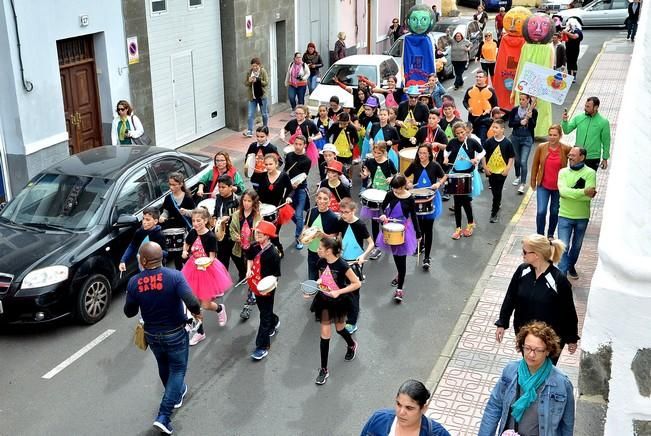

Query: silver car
[556,0,628,27]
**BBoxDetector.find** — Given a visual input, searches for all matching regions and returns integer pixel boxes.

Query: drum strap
[171,194,192,230]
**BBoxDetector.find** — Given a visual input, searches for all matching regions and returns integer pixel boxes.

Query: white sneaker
[189,332,206,346]
[518,184,525,194]
[512,177,520,186]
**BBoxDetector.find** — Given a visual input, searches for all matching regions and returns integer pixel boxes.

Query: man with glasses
[557,146,596,279]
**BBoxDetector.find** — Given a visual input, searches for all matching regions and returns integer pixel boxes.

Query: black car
[0,146,211,324]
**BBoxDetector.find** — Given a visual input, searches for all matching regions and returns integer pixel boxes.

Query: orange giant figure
[493,7,532,110]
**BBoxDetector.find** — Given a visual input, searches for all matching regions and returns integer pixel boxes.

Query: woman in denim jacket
[479,322,575,436]
[361,380,450,436]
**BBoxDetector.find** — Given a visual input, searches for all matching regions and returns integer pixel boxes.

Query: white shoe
[512,177,520,186]
[518,184,525,194]
[189,332,206,346]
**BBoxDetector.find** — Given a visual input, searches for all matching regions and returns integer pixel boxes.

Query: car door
[582,0,610,26]
[149,157,190,198]
[607,0,628,25]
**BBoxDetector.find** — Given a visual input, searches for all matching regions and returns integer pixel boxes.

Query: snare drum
[412,188,436,216]
[399,147,418,176]
[162,228,186,252]
[260,203,278,223]
[382,222,406,246]
[445,173,473,195]
[360,189,387,211]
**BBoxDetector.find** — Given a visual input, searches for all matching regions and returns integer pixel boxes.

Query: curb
[425,40,609,395]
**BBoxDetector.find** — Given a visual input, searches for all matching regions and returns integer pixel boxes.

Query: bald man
[124,242,201,435]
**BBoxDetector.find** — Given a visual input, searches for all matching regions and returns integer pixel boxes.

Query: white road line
[41,329,116,380]
[578,44,589,60]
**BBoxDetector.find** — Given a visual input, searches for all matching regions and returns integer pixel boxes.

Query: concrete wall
[220,0,295,132]
[576,7,651,435]
[0,0,128,194]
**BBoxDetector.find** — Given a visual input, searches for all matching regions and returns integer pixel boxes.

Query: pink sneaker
[189,332,206,346]
[217,304,228,326]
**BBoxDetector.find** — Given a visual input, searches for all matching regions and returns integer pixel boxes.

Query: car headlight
[21,266,69,290]
[308,98,320,107]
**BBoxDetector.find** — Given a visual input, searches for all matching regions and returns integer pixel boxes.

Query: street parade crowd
[121,6,614,434]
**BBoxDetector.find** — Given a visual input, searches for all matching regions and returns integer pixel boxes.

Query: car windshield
[0,173,113,231]
[433,22,463,35]
[321,64,378,87]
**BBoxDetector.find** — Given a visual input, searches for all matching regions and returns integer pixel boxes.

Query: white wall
[1,0,129,155]
[579,8,651,434]
[146,0,225,148]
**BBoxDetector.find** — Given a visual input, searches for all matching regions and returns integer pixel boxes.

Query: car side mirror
[114,214,139,227]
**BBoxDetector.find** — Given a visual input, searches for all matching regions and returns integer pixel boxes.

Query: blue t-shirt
[124,267,199,333]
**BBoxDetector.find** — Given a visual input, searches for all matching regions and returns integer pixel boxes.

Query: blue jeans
[511,134,534,184]
[288,85,307,110]
[308,74,319,94]
[247,97,269,133]
[145,327,189,420]
[558,217,589,273]
[536,186,560,237]
[291,186,309,238]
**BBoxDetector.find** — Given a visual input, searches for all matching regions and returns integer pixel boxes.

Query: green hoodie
[558,165,597,220]
[561,112,611,160]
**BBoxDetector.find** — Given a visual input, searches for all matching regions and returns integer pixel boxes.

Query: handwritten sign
[516,62,573,105]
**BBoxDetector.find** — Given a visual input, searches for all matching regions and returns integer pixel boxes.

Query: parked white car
[306,55,402,116]
[556,0,628,27]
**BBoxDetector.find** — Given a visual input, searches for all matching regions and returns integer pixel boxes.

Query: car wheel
[75,274,112,324]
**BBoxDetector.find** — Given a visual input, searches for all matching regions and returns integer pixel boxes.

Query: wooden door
[58,36,102,154]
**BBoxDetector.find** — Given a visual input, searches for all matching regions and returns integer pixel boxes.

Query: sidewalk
[424,38,633,434]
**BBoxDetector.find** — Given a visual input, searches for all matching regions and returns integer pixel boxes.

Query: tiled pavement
[425,39,633,435]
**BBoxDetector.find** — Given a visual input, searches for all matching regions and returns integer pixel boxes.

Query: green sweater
[561,112,611,160]
[558,165,596,220]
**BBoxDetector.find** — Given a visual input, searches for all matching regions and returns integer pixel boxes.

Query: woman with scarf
[111,100,145,145]
[285,52,310,114]
[303,42,323,94]
[196,151,246,197]
[479,321,575,436]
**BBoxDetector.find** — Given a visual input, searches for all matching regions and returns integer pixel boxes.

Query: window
[321,64,378,87]
[114,169,154,217]
[189,0,203,8]
[150,158,188,195]
[151,0,167,14]
[587,0,608,10]
[388,39,403,58]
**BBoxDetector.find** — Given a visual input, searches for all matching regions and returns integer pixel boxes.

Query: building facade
[0,0,129,197]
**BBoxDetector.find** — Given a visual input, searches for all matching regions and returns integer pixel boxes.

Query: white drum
[194,257,213,270]
[256,276,278,294]
[260,203,278,223]
[283,145,294,155]
[360,189,387,211]
[290,173,307,186]
[197,198,216,216]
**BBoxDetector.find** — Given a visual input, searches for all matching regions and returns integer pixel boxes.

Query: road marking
[41,329,116,380]
[578,44,589,60]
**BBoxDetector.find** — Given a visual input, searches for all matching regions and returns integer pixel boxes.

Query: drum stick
[232,277,248,289]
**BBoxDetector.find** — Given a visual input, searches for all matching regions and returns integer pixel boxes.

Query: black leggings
[453,195,474,228]
[271,223,284,255]
[371,220,380,242]
[393,255,407,289]
[417,217,434,258]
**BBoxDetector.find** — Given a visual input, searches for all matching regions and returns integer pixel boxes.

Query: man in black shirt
[396,86,429,150]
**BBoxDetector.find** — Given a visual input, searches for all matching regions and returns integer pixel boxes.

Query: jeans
[488,174,507,215]
[256,291,278,349]
[511,134,534,184]
[291,186,309,238]
[288,85,307,110]
[308,74,319,94]
[536,186,560,237]
[247,98,269,133]
[452,61,466,88]
[627,20,638,40]
[558,217,589,273]
[145,327,189,420]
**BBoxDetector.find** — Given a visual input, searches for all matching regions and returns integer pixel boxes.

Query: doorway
[274,21,287,105]
[57,35,102,154]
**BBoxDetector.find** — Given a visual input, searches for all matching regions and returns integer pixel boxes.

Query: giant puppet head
[523,13,554,44]
[503,7,532,37]
[407,5,435,34]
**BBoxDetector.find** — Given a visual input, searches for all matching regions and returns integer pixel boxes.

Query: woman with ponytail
[495,234,579,365]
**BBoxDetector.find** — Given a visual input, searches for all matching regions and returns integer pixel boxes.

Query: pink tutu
[182,258,233,301]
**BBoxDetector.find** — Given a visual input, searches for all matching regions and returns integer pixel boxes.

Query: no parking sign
[245,15,253,38]
[127,36,139,65]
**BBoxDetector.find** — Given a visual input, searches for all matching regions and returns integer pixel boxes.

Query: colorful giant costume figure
[403,5,436,88]
[514,13,555,137]
[493,7,532,110]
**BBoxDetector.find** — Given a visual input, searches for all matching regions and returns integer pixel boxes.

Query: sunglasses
[522,249,536,256]
[117,107,127,111]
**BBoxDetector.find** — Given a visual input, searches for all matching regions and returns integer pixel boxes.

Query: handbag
[130,116,153,145]
[134,321,148,350]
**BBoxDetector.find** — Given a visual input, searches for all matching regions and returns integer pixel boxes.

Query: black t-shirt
[415,126,448,165]
[245,242,282,278]
[257,172,293,206]
[358,113,379,129]
[317,179,352,203]
[363,158,397,189]
[381,192,421,238]
[483,137,515,173]
[446,137,484,174]
[396,101,429,125]
[327,123,359,146]
[327,106,343,121]
[367,123,400,145]
[337,219,371,261]
[316,257,352,290]
[161,193,195,230]
[185,229,218,254]
[284,152,311,187]
[306,208,340,233]
[405,161,445,188]
[284,119,319,138]
[245,141,282,160]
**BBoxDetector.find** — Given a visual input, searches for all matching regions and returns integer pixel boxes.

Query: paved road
[0,29,620,436]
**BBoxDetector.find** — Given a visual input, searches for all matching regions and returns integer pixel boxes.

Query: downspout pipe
[9,0,34,92]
